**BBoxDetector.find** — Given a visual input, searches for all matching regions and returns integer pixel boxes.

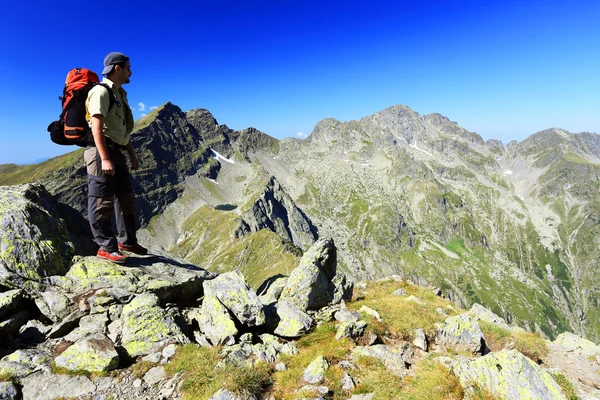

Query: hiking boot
[97,249,128,264]
[118,242,148,255]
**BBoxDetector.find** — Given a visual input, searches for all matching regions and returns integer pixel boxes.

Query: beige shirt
[86,78,134,146]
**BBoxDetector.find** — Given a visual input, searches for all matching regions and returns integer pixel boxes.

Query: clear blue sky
[1,0,598,164]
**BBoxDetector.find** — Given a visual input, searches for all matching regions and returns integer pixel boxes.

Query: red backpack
[48,68,115,146]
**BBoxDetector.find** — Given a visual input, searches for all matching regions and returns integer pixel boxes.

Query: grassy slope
[0,149,83,186]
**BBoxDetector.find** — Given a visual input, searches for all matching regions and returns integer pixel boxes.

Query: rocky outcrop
[278,238,352,311]
[449,350,567,399]
[434,314,486,355]
[0,184,74,288]
[236,176,317,250]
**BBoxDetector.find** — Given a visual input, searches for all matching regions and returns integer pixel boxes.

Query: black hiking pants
[85,146,137,252]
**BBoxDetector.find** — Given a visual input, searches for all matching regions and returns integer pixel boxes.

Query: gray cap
[102,52,129,75]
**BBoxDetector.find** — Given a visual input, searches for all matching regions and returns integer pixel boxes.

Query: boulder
[359,305,381,321]
[203,271,265,327]
[54,333,119,372]
[120,293,190,357]
[197,295,238,346]
[209,388,256,400]
[0,184,74,288]
[274,301,313,338]
[434,313,485,355]
[34,290,71,323]
[279,238,351,311]
[0,349,52,379]
[469,303,511,331]
[257,275,288,305]
[0,290,23,320]
[63,255,214,305]
[352,344,413,376]
[303,355,329,384]
[63,312,109,343]
[451,349,567,400]
[334,309,361,323]
[413,328,428,351]
[554,332,600,355]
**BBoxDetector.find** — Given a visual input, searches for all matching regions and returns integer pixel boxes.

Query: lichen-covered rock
[434,313,485,355]
[0,289,22,319]
[257,275,288,305]
[331,273,354,305]
[469,303,511,331]
[351,344,413,376]
[554,332,600,355]
[63,255,214,305]
[54,333,119,372]
[359,305,381,321]
[63,312,109,343]
[0,184,74,287]
[278,238,344,311]
[274,301,313,338]
[0,349,52,379]
[197,295,238,346]
[203,271,265,327]
[303,355,329,384]
[451,349,567,400]
[335,321,367,342]
[34,290,71,323]
[120,293,190,357]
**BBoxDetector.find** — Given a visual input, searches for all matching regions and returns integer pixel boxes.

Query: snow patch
[211,148,235,164]
[410,141,432,156]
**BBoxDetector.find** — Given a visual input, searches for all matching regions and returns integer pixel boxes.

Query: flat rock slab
[434,313,485,355]
[20,372,96,400]
[352,344,413,376]
[54,333,119,372]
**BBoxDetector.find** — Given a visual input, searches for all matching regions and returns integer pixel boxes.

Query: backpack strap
[96,83,117,112]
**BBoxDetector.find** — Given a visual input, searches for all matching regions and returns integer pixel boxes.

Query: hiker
[84,52,147,264]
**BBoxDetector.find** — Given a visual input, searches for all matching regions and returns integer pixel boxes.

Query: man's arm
[90,115,115,176]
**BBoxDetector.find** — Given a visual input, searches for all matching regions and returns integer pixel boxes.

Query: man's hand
[129,152,140,170]
[102,159,115,176]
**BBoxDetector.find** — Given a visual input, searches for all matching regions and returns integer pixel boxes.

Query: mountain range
[1,102,598,343]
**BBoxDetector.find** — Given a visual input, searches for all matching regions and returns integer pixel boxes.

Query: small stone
[133,379,143,388]
[239,333,253,343]
[436,308,447,315]
[359,306,381,321]
[275,362,287,371]
[413,328,428,351]
[406,296,424,305]
[303,355,329,384]
[392,288,406,296]
[143,366,167,385]
[338,360,356,369]
[161,343,178,363]
[336,321,367,342]
[334,309,361,323]
[141,352,162,364]
[341,372,355,390]
[348,394,375,400]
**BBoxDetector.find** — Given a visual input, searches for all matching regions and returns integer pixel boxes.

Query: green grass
[165,345,272,400]
[550,372,579,400]
[0,149,83,186]
[479,321,548,363]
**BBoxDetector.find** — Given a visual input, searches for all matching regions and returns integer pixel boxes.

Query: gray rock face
[0,310,28,338]
[20,372,96,400]
[303,355,329,384]
[203,271,265,327]
[279,238,351,312]
[434,313,485,355]
[34,290,71,323]
[0,349,52,379]
[451,350,567,400]
[54,333,119,372]
[0,184,74,288]
[120,293,190,357]
[237,176,317,250]
[274,301,313,338]
[352,344,413,376]
[334,309,361,323]
[413,328,428,351]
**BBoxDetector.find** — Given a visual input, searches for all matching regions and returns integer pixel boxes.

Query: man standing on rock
[84,52,147,264]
